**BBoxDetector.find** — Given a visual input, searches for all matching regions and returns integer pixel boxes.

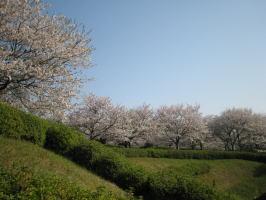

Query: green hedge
[44,124,85,156]
[0,102,84,150]
[111,147,266,163]
[0,102,48,145]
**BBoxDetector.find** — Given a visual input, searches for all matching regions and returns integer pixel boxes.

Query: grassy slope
[0,137,126,198]
[129,157,266,200]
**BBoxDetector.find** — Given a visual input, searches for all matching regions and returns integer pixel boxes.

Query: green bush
[0,102,83,151]
[0,167,17,199]
[0,102,48,145]
[44,124,85,155]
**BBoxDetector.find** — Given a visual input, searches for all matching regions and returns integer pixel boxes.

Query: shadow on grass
[254,193,266,200]
[253,164,266,177]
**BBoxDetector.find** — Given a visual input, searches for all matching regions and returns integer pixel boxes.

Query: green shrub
[0,102,49,146]
[0,167,17,199]
[0,102,84,150]
[44,124,84,155]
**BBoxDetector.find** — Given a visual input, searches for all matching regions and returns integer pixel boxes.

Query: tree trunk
[200,142,203,150]
[124,141,131,148]
[0,86,7,97]
[0,76,11,91]
[191,140,196,150]
[231,143,235,151]
[224,142,229,151]
[175,137,180,150]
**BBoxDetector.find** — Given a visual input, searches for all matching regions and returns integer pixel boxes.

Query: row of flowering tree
[68,94,266,151]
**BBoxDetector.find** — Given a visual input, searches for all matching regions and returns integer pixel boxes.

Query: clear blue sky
[47,0,266,115]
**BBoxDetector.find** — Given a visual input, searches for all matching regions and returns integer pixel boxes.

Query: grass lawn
[0,137,126,198]
[129,157,266,200]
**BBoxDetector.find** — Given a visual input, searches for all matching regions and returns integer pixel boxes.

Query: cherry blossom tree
[155,104,203,150]
[239,113,266,150]
[68,94,123,141]
[208,108,264,151]
[0,0,92,119]
[189,115,219,150]
[187,121,209,150]
[116,104,155,147]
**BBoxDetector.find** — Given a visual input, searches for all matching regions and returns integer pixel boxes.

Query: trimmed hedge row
[0,102,237,200]
[111,147,266,163]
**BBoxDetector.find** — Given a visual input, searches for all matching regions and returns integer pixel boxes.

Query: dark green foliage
[0,102,48,145]
[44,124,85,155]
[253,164,266,177]
[111,146,266,163]
[0,102,84,151]
[0,167,17,199]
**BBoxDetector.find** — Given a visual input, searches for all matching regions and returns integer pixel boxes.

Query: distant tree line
[68,94,266,151]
